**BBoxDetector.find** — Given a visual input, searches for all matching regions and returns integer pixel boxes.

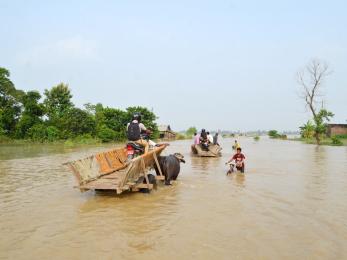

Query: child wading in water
[226,147,245,174]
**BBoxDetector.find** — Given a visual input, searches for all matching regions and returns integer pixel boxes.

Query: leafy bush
[268,130,287,139]
[73,134,97,144]
[64,134,99,146]
[300,121,315,139]
[334,134,347,139]
[176,133,187,140]
[27,124,48,142]
[114,131,126,142]
[0,127,10,143]
[15,115,41,138]
[46,126,60,141]
[186,127,197,137]
[254,135,260,141]
[60,108,96,138]
[97,125,116,142]
[268,130,279,138]
[331,136,343,146]
[27,124,60,142]
[0,125,5,136]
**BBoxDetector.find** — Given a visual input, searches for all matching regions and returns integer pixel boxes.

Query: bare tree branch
[297,59,331,144]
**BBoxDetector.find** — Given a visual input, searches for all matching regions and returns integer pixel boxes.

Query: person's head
[215,133,218,136]
[235,140,237,143]
[237,147,242,153]
[207,132,210,135]
[194,132,197,136]
[201,129,206,133]
[132,113,142,122]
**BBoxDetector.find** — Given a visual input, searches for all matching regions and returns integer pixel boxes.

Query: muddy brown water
[0,137,347,259]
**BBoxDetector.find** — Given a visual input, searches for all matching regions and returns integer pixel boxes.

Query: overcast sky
[1,0,346,131]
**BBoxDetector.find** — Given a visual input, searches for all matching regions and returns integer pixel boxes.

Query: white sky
[1,0,346,131]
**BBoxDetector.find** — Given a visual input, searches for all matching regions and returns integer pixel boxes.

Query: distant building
[158,125,176,140]
[327,124,347,137]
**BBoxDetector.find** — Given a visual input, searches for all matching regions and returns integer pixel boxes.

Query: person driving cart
[127,113,149,154]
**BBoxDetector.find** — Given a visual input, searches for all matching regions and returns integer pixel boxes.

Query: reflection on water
[230,173,246,187]
[1,138,347,259]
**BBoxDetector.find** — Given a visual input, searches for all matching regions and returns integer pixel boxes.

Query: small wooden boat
[65,144,168,194]
[191,144,222,157]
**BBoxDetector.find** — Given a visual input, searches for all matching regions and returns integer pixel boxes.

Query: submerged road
[0,137,347,259]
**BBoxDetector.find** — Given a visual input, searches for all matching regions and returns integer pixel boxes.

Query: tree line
[0,67,158,143]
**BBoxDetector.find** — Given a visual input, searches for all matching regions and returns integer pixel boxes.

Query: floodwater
[0,137,347,259]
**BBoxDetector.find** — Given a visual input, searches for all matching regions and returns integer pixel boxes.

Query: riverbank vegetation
[298,121,345,146]
[268,130,287,139]
[0,67,158,144]
[175,127,197,140]
[297,59,335,145]
[293,59,347,146]
[292,136,347,146]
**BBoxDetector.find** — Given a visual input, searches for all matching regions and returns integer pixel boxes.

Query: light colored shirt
[194,134,200,145]
[207,134,213,143]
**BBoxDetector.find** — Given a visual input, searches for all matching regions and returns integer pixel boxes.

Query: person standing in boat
[213,133,219,145]
[207,132,213,144]
[127,113,149,154]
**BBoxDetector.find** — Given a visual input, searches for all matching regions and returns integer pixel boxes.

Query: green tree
[0,68,24,136]
[126,106,159,138]
[299,120,315,139]
[186,127,197,137]
[268,130,279,138]
[313,109,334,141]
[60,108,96,138]
[27,123,48,142]
[97,125,116,142]
[44,83,73,123]
[46,126,60,141]
[297,59,334,144]
[99,108,127,140]
[94,103,105,127]
[15,91,44,138]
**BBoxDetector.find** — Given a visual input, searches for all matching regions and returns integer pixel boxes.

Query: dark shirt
[213,135,218,145]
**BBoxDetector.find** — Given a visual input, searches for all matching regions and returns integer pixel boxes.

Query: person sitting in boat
[127,113,149,154]
[193,132,200,145]
[226,147,245,173]
[199,129,209,150]
[213,133,219,146]
[207,132,213,144]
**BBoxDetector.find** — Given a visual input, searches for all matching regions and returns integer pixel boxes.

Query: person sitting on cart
[127,113,149,154]
[226,147,245,173]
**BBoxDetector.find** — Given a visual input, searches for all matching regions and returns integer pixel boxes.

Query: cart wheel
[147,174,157,185]
[139,174,157,193]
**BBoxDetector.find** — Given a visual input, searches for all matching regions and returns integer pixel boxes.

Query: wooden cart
[65,144,168,194]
